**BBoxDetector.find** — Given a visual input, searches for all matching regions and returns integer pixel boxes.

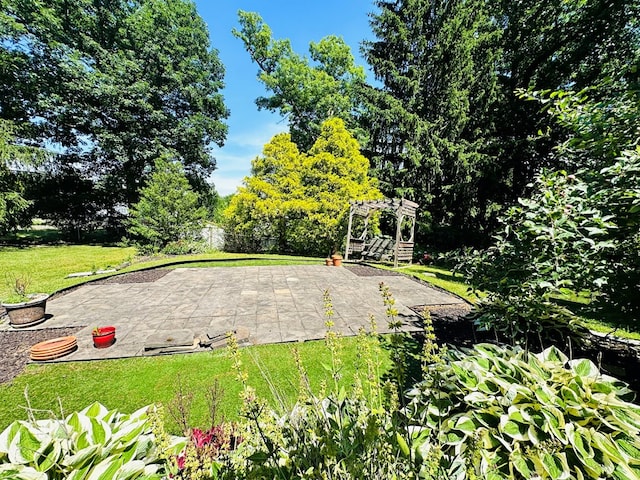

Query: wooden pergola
[344,198,419,267]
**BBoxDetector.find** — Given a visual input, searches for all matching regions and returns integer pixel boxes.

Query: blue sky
[193,1,376,196]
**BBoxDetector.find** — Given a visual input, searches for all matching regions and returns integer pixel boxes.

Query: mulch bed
[344,264,401,277]
[91,268,170,284]
[0,326,83,385]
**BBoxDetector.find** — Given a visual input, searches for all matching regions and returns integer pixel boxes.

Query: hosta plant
[405,343,640,480]
[0,402,185,479]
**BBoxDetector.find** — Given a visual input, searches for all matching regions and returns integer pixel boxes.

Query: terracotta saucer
[30,336,78,361]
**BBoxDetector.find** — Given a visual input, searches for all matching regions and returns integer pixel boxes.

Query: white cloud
[210,171,246,196]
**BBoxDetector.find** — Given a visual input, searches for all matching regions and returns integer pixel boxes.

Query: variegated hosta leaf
[408,343,640,479]
[0,463,47,480]
[0,403,184,478]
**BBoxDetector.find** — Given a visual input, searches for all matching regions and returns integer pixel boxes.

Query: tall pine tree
[362,0,639,247]
[362,0,500,245]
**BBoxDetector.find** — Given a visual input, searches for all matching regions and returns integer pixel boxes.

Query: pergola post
[345,205,354,261]
[394,208,402,268]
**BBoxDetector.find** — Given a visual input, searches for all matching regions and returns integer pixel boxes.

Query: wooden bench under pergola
[344,198,419,267]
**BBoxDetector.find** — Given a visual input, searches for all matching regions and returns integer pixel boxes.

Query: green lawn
[0,242,320,301]
[2,237,638,437]
[379,263,479,303]
[0,336,385,434]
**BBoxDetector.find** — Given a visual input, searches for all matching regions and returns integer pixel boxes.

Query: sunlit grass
[0,337,388,434]
[375,263,479,303]
[0,243,320,301]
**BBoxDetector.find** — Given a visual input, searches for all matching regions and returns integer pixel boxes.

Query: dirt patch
[0,327,84,385]
[344,264,401,277]
[92,268,170,284]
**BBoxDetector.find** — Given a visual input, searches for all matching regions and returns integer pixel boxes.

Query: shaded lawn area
[379,263,640,340]
[0,337,388,434]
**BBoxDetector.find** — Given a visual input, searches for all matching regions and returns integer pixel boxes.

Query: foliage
[406,343,640,480]
[221,287,435,479]
[2,273,32,304]
[362,0,501,245]
[0,402,185,479]
[233,11,366,151]
[463,69,640,338]
[211,194,233,225]
[1,0,228,232]
[224,118,382,256]
[127,157,208,253]
[0,120,44,235]
[4,282,640,479]
[361,0,639,247]
[525,79,640,317]
[458,169,617,344]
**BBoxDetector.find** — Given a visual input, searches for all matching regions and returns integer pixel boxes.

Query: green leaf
[115,459,145,479]
[500,418,527,442]
[592,430,625,463]
[510,451,533,477]
[247,451,270,464]
[396,432,410,457]
[0,422,22,456]
[454,415,477,434]
[86,457,123,480]
[62,444,102,469]
[89,418,108,445]
[568,359,600,378]
[610,407,640,432]
[8,426,41,464]
[542,453,563,479]
[0,464,47,480]
[82,403,109,420]
[34,441,61,473]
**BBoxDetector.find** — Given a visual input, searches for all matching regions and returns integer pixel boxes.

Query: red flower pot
[92,326,116,348]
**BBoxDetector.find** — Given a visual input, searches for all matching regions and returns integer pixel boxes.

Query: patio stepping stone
[144,329,195,354]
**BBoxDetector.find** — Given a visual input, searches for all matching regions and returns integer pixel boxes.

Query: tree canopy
[0,120,43,234]
[233,11,366,151]
[0,0,228,232]
[224,118,382,256]
[361,0,639,247]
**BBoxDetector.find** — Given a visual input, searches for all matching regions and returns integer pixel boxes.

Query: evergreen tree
[224,118,381,256]
[127,157,207,251]
[362,0,500,245]
[362,0,639,247]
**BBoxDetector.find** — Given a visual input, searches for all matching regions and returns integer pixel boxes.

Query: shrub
[0,402,185,479]
[128,157,207,252]
[405,343,640,480]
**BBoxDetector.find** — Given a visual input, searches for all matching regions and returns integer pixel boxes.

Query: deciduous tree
[1,0,228,231]
[233,11,366,151]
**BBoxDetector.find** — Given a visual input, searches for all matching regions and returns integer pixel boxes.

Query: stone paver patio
[14,265,466,361]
